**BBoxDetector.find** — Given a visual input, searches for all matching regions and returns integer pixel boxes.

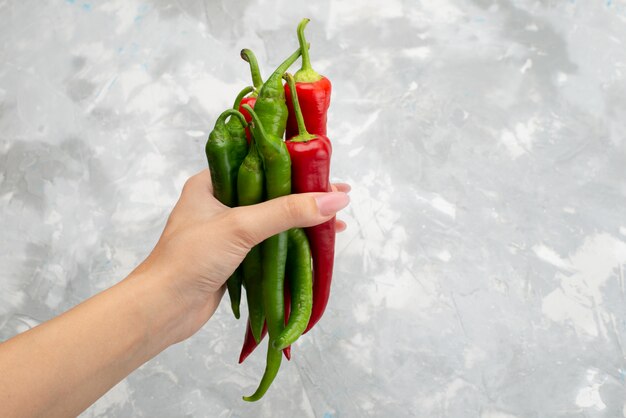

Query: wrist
[122,266,188,350]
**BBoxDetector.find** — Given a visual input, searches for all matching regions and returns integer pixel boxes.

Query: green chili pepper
[252,46,303,139]
[241,105,291,201]
[225,269,243,319]
[237,133,265,343]
[205,107,248,206]
[273,228,313,350]
[242,348,282,403]
[205,105,248,318]
[219,86,255,318]
[241,104,291,402]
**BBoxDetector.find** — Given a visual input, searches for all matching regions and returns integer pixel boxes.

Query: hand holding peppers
[203,18,344,401]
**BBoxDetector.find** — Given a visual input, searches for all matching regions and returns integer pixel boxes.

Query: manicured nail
[315,192,350,216]
[331,182,351,193]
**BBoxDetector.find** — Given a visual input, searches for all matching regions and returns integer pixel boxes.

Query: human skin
[0,169,350,418]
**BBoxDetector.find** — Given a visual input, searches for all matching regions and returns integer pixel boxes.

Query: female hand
[135,169,350,344]
[0,168,349,418]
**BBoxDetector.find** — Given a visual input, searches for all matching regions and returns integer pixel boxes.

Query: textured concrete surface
[2,0,626,417]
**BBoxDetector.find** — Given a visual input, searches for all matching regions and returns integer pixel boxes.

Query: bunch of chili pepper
[203,18,335,401]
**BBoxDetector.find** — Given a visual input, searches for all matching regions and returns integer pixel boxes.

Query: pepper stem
[295,19,322,83]
[233,86,254,110]
[216,109,247,129]
[242,104,274,160]
[284,73,306,136]
[265,46,303,88]
[248,120,258,149]
[242,104,267,140]
[283,73,316,142]
[240,49,264,94]
[298,19,313,72]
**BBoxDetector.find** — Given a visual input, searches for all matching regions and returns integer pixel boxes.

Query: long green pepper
[205,107,248,207]
[273,228,313,350]
[205,89,251,318]
[226,86,256,318]
[237,133,265,343]
[242,105,291,402]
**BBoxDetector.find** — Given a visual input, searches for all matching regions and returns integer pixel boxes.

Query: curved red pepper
[283,72,334,333]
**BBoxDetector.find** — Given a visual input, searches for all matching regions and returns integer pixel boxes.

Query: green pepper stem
[233,86,254,110]
[262,43,309,90]
[295,19,321,83]
[242,104,267,139]
[216,108,247,129]
[248,121,258,150]
[297,19,313,73]
[240,49,264,92]
[283,73,308,136]
[283,73,316,142]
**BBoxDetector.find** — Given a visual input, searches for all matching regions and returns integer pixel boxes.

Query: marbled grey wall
[2,0,626,417]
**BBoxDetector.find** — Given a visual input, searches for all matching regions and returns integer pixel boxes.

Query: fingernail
[315,192,350,216]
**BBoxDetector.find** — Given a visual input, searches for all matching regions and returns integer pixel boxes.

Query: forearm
[0,169,349,417]
[0,269,182,418]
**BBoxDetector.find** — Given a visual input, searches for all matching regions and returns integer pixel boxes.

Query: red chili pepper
[239,49,264,143]
[285,19,331,138]
[238,287,292,364]
[283,72,334,333]
[238,323,291,363]
[239,321,267,364]
[239,96,256,144]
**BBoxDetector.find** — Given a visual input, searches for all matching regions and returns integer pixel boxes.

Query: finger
[335,219,347,232]
[230,192,350,247]
[331,183,351,193]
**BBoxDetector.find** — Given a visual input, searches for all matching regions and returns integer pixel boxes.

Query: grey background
[2,0,626,417]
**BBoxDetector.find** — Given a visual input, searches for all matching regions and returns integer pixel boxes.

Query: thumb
[229,192,350,247]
